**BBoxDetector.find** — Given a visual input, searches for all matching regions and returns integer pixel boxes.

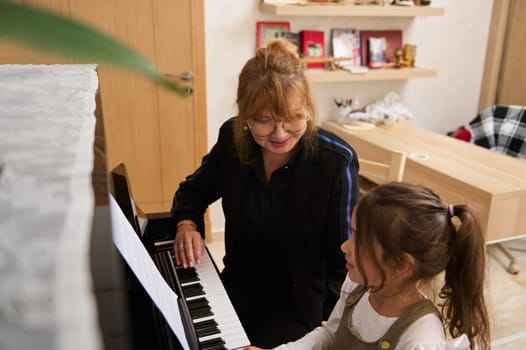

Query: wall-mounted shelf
[305,67,437,83]
[259,3,445,17]
[259,2,443,84]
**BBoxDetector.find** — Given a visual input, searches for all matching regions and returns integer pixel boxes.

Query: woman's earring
[243,125,248,131]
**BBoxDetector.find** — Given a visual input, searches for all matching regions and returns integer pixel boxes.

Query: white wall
[204,0,494,234]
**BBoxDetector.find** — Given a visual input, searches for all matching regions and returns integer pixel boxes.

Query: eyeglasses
[247,115,309,136]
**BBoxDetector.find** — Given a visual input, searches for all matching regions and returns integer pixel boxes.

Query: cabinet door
[1,0,207,214]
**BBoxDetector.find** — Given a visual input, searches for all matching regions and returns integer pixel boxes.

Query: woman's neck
[368,284,423,317]
[262,149,294,181]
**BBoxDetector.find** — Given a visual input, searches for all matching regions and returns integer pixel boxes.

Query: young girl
[246,182,490,350]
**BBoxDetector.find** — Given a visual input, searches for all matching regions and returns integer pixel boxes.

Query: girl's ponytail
[441,205,490,350]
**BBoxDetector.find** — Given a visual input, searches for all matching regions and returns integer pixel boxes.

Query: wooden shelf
[304,66,437,83]
[259,3,445,17]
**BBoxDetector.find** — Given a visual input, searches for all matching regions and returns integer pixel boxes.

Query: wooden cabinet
[259,2,444,83]
[1,0,207,215]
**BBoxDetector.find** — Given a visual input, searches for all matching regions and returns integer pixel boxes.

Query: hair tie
[448,204,455,217]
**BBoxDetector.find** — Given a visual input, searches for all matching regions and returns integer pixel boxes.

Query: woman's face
[247,92,308,158]
[341,211,384,287]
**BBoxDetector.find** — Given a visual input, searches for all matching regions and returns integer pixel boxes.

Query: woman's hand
[173,220,204,268]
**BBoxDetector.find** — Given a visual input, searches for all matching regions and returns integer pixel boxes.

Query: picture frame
[330,28,361,68]
[360,30,402,67]
[256,21,291,49]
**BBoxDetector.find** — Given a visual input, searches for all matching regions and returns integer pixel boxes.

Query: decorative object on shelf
[360,30,402,68]
[394,0,415,6]
[256,21,290,49]
[403,43,417,66]
[364,91,413,127]
[333,91,413,127]
[367,37,387,68]
[333,97,369,123]
[392,43,416,68]
[330,28,361,69]
[300,30,325,68]
[300,56,369,74]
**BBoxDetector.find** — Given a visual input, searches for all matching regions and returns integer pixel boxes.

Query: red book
[256,21,290,49]
[360,30,402,67]
[300,30,325,69]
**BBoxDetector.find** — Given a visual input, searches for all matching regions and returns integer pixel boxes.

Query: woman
[171,39,359,348]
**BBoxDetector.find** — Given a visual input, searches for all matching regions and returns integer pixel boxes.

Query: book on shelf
[360,30,403,68]
[330,28,361,69]
[300,30,325,69]
[275,31,301,55]
[256,21,290,49]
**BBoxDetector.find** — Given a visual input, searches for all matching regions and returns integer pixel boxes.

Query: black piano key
[201,344,227,350]
[189,305,213,319]
[199,337,226,350]
[195,324,221,338]
[175,266,199,282]
[176,266,197,278]
[181,284,205,298]
[194,319,218,331]
[187,297,209,310]
[180,274,200,284]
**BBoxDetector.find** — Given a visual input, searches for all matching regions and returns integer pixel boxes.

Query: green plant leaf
[0,0,191,96]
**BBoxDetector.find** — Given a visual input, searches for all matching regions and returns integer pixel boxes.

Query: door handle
[164,72,193,95]
[165,71,193,81]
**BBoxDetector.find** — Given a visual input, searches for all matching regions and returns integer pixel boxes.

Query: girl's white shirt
[274,275,470,350]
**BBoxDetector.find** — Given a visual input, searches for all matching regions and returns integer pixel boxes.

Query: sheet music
[109,195,189,350]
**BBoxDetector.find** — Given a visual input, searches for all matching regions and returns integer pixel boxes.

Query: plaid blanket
[466,105,526,159]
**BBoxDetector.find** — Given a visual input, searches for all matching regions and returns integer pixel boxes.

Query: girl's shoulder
[397,315,470,349]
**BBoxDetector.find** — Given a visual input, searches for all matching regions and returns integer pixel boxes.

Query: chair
[451,105,526,274]
[357,150,406,194]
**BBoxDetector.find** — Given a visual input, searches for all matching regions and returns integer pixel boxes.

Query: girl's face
[341,212,385,287]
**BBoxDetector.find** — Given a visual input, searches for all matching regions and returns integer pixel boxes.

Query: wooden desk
[323,121,526,243]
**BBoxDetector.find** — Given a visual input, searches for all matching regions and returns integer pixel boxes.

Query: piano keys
[152,242,250,350]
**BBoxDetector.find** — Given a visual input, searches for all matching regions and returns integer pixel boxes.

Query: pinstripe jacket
[171,117,359,330]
